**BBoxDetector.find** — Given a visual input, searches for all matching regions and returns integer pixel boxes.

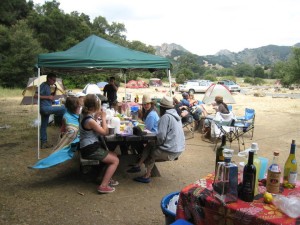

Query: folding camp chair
[182,114,195,139]
[235,108,255,139]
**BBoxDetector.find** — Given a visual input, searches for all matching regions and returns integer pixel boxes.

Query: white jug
[111,117,121,134]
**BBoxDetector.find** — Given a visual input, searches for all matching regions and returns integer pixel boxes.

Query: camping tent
[202,84,236,104]
[36,35,172,158]
[125,80,148,88]
[21,75,65,105]
[149,78,162,87]
[38,35,171,70]
[97,81,108,89]
[82,83,102,95]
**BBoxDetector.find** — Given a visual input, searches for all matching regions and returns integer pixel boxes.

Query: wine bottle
[215,135,226,174]
[283,140,297,188]
[239,150,256,202]
[266,151,281,194]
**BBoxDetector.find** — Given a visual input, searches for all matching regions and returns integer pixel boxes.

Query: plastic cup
[258,157,268,180]
[108,127,115,135]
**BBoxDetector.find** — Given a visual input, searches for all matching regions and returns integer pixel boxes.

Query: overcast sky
[32,0,300,55]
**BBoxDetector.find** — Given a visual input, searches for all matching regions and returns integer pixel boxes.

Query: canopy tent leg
[168,69,172,96]
[37,68,41,159]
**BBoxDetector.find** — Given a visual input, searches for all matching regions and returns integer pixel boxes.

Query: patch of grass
[0,94,37,148]
[0,87,23,98]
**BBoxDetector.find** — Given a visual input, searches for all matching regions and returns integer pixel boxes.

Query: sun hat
[142,94,152,104]
[75,92,86,98]
[160,96,174,109]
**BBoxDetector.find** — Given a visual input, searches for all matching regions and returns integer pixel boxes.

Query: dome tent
[202,84,236,104]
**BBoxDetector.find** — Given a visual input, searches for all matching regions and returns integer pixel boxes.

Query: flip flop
[134,176,151,183]
[127,166,141,173]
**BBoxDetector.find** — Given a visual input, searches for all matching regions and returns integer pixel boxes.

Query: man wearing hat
[131,96,185,183]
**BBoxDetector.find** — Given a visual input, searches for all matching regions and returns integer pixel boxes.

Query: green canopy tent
[36,35,172,158]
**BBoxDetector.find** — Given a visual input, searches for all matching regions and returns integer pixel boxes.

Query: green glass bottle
[283,140,297,188]
[239,150,256,202]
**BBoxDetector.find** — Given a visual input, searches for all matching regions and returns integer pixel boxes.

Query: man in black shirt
[103,77,119,108]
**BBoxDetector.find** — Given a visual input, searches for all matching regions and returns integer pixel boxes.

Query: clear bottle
[213,149,238,204]
[215,135,226,174]
[252,146,261,196]
[266,151,281,194]
[283,140,297,188]
[239,150,256,202]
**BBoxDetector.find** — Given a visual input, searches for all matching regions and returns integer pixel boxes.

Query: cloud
[33,0,300,55]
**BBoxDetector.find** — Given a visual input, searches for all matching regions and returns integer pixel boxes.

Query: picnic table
[176,173,300,225]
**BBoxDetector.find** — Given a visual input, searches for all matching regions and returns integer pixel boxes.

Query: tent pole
[37,68,41,159]
[167,69,172,96]
[123,69,126,102]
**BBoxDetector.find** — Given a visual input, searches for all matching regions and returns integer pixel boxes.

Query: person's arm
[112,82,118,91]
[85,111,108,135]
[34,83,55,101]
[103,86,107,97]
[181,99,190,107]
[156,115,170,145]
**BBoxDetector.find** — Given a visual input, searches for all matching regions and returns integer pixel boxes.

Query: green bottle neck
[290,144,296,154]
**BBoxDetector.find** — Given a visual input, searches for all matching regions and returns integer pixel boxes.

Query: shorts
[80,142,109,161]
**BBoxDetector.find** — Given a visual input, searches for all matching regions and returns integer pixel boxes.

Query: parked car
[178,80,212,94]
[217,80,241,92]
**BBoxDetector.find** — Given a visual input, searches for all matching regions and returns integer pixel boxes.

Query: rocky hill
[155,43,300,67]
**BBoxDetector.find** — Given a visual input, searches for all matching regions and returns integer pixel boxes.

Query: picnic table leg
[151,164,161,177]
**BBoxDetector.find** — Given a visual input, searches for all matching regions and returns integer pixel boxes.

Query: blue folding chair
[236,108,255,139]
[227,105,233,112]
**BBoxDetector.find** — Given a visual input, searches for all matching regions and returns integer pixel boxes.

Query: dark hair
[81,94,101,115]
[142,102,157,121]
[47,72,57,79]
[65,96,79,114]
[109,76,115,81]
[159,106,168,117]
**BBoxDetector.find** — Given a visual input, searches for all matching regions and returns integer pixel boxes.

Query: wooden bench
[79,151,100,174]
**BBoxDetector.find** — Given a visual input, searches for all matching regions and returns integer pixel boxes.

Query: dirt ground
[0,86,300,225]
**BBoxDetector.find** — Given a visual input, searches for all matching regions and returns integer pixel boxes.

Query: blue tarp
[29,137,79,169]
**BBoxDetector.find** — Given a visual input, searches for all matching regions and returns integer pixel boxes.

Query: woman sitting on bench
[79,94,119,194]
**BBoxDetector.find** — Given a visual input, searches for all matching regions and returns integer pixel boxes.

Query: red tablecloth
[176,173,300,225]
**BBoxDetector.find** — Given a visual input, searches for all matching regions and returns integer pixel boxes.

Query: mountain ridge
[154,43,300,67]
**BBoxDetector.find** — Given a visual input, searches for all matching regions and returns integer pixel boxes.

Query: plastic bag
[167,194,179,214]
[272,195,300,218]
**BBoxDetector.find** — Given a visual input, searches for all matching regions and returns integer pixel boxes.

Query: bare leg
[100,152,119,187]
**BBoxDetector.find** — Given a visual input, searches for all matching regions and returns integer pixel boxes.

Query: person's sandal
[109,179,119,186]
[97,185,115,194]
[126,166,141,173]
[133,176,151,183]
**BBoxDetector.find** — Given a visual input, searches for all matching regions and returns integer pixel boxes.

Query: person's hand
[48,95,55,101]
[100,110,107,120]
